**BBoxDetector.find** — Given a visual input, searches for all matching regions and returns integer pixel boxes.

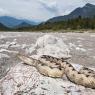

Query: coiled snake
[17,54,95,89]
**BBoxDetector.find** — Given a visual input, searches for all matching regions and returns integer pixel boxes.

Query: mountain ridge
[0,16,39,28]
[0,22,10,30]
[47,3,95,23]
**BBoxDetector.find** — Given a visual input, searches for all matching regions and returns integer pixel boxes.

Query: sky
[0,0,95,21]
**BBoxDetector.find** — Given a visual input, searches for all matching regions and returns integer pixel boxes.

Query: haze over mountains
[0,23,9,30]
[0,16,39,28]
[0,3,95,30]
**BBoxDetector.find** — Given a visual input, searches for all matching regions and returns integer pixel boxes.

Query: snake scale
[17,54,95,89]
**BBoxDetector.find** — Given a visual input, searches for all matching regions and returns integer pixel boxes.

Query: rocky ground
[0,32,95,95]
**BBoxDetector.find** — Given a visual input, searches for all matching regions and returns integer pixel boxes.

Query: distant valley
[0,3,95,31]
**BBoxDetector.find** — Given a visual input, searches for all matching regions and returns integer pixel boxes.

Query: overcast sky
[0,0,95,21]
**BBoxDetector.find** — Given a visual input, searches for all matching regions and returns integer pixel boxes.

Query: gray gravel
[0,32,95,79]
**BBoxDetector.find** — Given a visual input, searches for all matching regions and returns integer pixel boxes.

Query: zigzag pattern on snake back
[40,55,95,89]
[79,67,95,77]
[17,54,65,78]
[17,54,95,89]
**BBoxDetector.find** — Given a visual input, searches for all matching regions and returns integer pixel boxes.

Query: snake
[17,54,65,78]
[17,54,95,89]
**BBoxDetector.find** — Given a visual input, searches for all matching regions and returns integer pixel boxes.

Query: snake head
[16,53,37,66]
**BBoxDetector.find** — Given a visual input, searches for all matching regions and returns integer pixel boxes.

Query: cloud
[0,8,10,15]
[84,0,95,3]
[0,0,95,21]
[38,0,59,15]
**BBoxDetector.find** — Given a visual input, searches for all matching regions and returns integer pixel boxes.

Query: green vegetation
[33,16,95,31]
[0,23,11,31]
[15,16,95,31]
[1,16,95,32]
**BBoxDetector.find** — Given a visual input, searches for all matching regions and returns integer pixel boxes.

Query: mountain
[0,23,9,30]
[15,21,32,29]
[0,16,38,28]
[47,3,95,22]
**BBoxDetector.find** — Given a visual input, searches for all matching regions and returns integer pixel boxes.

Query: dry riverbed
[0,32,95,95]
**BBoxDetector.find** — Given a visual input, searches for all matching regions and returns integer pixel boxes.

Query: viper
[17,54,95,89]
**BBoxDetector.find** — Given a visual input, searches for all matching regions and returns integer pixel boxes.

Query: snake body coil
[17,54,95,89]
[17,54,64,78]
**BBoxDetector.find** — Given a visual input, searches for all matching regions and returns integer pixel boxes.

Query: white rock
[76,47,86,52]
[0,35,95,95]
[0,35,6,39]
[0,63,95,95]
[0,53,10,58]
[25,44,35,54]
[34,35,71,58]
[0,49,18,54]
[90,35,95,37]
[21,44,27,49]
[69,43,76,48]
